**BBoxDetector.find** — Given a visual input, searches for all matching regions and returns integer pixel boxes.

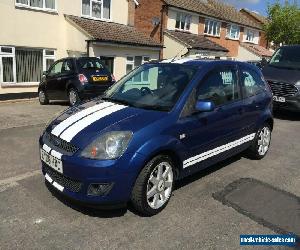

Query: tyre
[131,155,174,216]
[68,88,80,106]
[38,89,49,105]
[246,123,272,160]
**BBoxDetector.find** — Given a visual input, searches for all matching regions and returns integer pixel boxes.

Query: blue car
[39,59,273,216]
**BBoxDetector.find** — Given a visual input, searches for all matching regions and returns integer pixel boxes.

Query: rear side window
[78,58,104,70]
[240,67,266,97]
[197,67,240,106]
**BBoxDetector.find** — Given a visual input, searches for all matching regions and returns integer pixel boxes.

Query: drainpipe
[86,40,91,57]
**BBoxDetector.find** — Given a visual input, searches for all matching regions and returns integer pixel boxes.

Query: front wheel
[131,155,174,216]
[246,124,272,160]
[68,88,80,106]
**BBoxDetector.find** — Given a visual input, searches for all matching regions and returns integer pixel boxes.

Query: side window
[241,68,266,97]
[48,61,63,76]
[62,60,74,74]
[197,67,240,106]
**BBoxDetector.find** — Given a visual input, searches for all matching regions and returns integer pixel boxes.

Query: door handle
[57,77,62,81]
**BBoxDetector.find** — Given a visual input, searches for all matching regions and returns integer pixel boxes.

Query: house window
[204,19,221,36]
[0,46,55,84]
[82,0,111,20]
[44,49,55,71]
[245,29,255,43]
[226,24,240,40]
[15,0,56,11]
[126,56,150,82]
[175,12,192,31]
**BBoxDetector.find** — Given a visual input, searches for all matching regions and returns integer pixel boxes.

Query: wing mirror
[42,70,48,76]
[195,100,215,112]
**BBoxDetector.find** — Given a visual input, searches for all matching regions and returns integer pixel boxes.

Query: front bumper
[273,94,300,111]
[40,149,147,206]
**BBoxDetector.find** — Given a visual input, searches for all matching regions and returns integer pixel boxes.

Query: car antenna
[170,47,188,63]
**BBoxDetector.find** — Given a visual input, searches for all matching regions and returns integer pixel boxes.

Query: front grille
[44,165,83,193]
[268,81,298,97]
[44,132,78,155]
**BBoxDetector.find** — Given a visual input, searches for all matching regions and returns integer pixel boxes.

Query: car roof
[59,57,100,61]
[160,58,259,70]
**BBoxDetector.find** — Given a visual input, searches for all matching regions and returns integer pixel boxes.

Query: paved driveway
[0,100,299,250]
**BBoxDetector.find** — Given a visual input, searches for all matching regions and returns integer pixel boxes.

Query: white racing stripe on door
[60,104,127,142]
[183,133,256,168]
[43,144,51,153]
[51,102,115,137]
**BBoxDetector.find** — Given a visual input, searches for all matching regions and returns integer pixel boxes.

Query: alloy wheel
[258,126,271,156]
[69,89,78,106]
[39,90,46,103]
[146,162,173,210]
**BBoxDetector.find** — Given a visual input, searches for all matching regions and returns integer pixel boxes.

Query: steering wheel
[141,87,153,96]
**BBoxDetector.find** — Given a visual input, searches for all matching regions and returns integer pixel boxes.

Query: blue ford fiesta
[40,59,273,216]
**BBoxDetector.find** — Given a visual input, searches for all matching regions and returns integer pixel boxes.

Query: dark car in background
[38,57,115,106]
[262,45,300,112]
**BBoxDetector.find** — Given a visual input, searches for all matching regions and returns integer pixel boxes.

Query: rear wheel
[246,123,272,160]
[131,155,174,216]
[38,89,49,105]
[68,88,80,106]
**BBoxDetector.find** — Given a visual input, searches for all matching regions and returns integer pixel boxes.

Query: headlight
[295,81,300,87]
[80,131,133,160]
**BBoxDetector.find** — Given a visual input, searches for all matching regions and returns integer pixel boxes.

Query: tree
[263,1,300,47]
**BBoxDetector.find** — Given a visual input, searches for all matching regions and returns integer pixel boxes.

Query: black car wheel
[38,89,49,105]
[131,155,174,216]
[246,123,272,160]
[68,88,80,106]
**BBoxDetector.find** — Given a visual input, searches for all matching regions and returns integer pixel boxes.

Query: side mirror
[195,100,215,112]
[42,71,48,76]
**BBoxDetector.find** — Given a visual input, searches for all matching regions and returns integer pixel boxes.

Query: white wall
[163,34,189,60]
[236,45,261,61]
[167,8,199,35]
[91,44,160,80]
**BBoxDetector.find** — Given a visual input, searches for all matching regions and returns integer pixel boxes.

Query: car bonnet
[46,99,167,149]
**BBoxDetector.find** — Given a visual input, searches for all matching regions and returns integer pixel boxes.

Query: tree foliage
[264,1,300,46]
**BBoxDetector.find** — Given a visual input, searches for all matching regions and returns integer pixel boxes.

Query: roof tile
[165,30,229,52]
[66,15,163,48]
[164,0,262,29]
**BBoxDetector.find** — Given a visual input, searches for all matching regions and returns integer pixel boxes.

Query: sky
[222,0,298,16]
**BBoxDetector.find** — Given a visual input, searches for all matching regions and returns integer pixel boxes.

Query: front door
[178,65,246,175]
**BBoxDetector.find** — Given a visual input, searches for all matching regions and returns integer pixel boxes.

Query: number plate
[273,96,286,103]
[40,149,63,173]
[93,76,108,82]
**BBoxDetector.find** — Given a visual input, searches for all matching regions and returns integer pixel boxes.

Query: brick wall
[134,0,165,43]
[199,17,240,58]
[259,32,268,48]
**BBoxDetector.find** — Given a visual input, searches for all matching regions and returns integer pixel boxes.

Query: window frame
[244,28,255,43]
[81,0,112,21]
[204,19,221,37]
[43,49,56,71]
[0,47,16,84]
[126,56,150,81]
[0,46,56,85]
[239,65,267,98]
[15,0,57,13]
[175,12,192,31]
[226,24,240,40]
